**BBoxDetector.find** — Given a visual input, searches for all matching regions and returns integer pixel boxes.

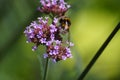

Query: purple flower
[53,17,58,24]
[50,24,57,33]
[55,40,61,44]
[24,17,63,51]
[40,38,47,44]
[62,56,67,60]
[46,41,52,46]
[54,45,59,50]
[26,38,31,43]
[52,50,57,55]
[66,47,71,53]
[45,40,73,62]
[24,0,73,62]
[50,33,55,41]
[49,50,53,55]
[66,53,72,58]
[66,41,74,46]
[38,0,70,16]
[51,0,57,5]
[52,59,57,63]
[43,53,48,58]
[24,17,50,50]
[32,45,37,51]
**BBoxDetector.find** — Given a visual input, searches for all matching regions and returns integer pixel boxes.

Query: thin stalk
[37,55,44,80]
[78,22,120,80]
[68,30,71,47]
[68,30,70,42]
[43,58,49,80]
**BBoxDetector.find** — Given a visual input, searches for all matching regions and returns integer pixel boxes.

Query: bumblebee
[59,17,71,31]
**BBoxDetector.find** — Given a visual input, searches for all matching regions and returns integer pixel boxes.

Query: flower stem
[43,58,49,80]
[78,22,120,80]
[68,30,71,47]
[37,55,44,80]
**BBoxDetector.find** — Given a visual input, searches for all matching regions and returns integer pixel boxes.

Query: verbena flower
[44,40,73,62]
[38,0,71,16]
[24,17,61,51]
[24,0,73,62]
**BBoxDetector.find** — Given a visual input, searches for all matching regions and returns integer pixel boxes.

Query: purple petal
[55,40,61,44]
[43,53,48,58]
[32,45,37,51]
[62,56,67,60]
[52,59,57,63]
[66,53,72,58]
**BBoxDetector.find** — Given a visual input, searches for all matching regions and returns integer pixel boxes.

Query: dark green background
[0,0,120,80]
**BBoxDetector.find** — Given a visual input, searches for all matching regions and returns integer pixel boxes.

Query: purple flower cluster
[24,17,73,62]
[24,0,73,62]
[44,40,73,62]
[38,0,70,16]
[24,17,61,51]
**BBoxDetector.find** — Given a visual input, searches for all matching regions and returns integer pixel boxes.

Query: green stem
[78,22,120,80]
[68,30,70,42]
[68,30,71,48]
[43,58,49,80]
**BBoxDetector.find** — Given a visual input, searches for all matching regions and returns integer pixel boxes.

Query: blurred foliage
[0,0,120,80]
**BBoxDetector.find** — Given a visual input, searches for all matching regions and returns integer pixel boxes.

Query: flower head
[44,40,73,62]
[24,0,73,62]
[38,0,70,16]
[24,17,61,51]
[24,17,73,62]
[24,17,49,41]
